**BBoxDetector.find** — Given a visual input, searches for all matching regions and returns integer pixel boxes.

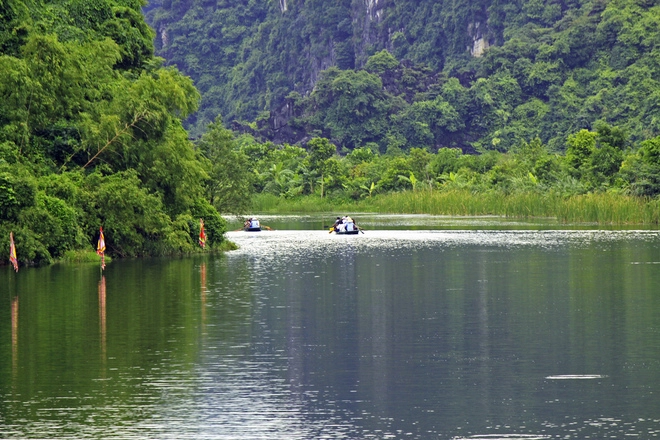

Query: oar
[263,225,273,231]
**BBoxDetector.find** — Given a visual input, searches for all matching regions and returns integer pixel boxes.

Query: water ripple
[227,229,659,260]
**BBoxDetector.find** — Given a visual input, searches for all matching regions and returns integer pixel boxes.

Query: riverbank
[251,190,660,225]
[54,241,239,266]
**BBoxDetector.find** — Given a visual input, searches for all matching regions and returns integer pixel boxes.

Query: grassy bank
[61,250,113,264]
[251,190,660,224]
[58,242,238,265]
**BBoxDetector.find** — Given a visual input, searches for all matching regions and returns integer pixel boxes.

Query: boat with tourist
[329,216,361,234]
[244,217,262,231]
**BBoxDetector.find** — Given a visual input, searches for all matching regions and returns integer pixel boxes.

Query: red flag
[9,232,18,272]
[97,227,106,270]
[199,218,206,248]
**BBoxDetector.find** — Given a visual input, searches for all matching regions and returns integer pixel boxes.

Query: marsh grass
[361,190,556,217]
[251,190,660,224]
[251,193,358,213]
[61,250,112,264]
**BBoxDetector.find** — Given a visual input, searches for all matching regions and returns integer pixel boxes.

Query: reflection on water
[225,213,660,231]
[11,295,18,382]
[2,222,660,438]
[99,276,106,372]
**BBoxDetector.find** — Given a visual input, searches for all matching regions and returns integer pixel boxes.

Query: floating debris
[453,435,551,440]
[545,374,606,380]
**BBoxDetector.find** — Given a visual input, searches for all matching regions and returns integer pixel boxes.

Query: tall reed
[250,193,357,213]
[362,190,660,224]
[249,190,660,224]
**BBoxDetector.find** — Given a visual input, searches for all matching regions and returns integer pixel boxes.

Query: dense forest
[0,0,230,267]
[145,0,660,153]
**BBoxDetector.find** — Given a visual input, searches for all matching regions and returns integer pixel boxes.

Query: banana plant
[359,181,376,197]
[397,172,418,191]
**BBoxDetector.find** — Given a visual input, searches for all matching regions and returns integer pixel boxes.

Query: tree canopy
[0,0,227,267]
[145,0,660,154]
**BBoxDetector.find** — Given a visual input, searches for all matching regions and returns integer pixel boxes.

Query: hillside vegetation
[141,0,660,223]
[145,0,660,153]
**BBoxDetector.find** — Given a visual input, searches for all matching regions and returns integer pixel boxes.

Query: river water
[2,215,660,439]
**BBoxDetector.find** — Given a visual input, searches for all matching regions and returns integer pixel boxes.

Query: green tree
[0,0,29,56]
[621,136,660,196]
[364,49,399,74]
[306,137,338,197]
[308,68,390,149]
[197,117,253,214]
[565,129,597,179]
[586,144,623,188]
[391,98,463,149]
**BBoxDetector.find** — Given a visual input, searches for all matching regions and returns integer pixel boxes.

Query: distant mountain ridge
[144,0,660,152]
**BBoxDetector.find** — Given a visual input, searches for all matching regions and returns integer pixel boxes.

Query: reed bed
[555,193,660,224]
[364,190,660,224]
[249,190,660,225]
[360,190,558,217]
[250,193,357,213]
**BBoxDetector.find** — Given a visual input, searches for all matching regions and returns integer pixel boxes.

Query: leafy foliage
[145,0,660,155]
[0,0,229,267]
[231,123,660,222]
[196,116,253,214]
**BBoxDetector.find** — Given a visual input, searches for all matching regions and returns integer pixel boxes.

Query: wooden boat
[244,218,262,231]
[330,220,360,234]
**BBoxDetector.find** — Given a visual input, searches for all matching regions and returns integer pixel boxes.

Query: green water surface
[2,216,660,438]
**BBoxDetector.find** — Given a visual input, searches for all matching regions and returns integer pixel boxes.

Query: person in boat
[245,217,260,230]
[332,216,357,233]
[332,217,342,231]
[330,215,359,233]
[344,216,357,232]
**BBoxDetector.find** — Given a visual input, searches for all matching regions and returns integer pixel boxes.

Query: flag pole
[9,232,18,273]
[199,218,206,250]
[97,227,106,273]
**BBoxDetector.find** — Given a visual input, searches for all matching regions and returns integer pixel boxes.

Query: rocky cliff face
[143,0,496,138]
[297,0,389,95]
[468,21,489,57]
[355,0,387,63]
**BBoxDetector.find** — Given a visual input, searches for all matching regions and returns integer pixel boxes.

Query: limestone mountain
[145,0,660,152]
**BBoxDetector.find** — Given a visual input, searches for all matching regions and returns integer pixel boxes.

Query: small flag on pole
[9,232,18,272]
[199,218,206,249]
[97,227,106,270]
